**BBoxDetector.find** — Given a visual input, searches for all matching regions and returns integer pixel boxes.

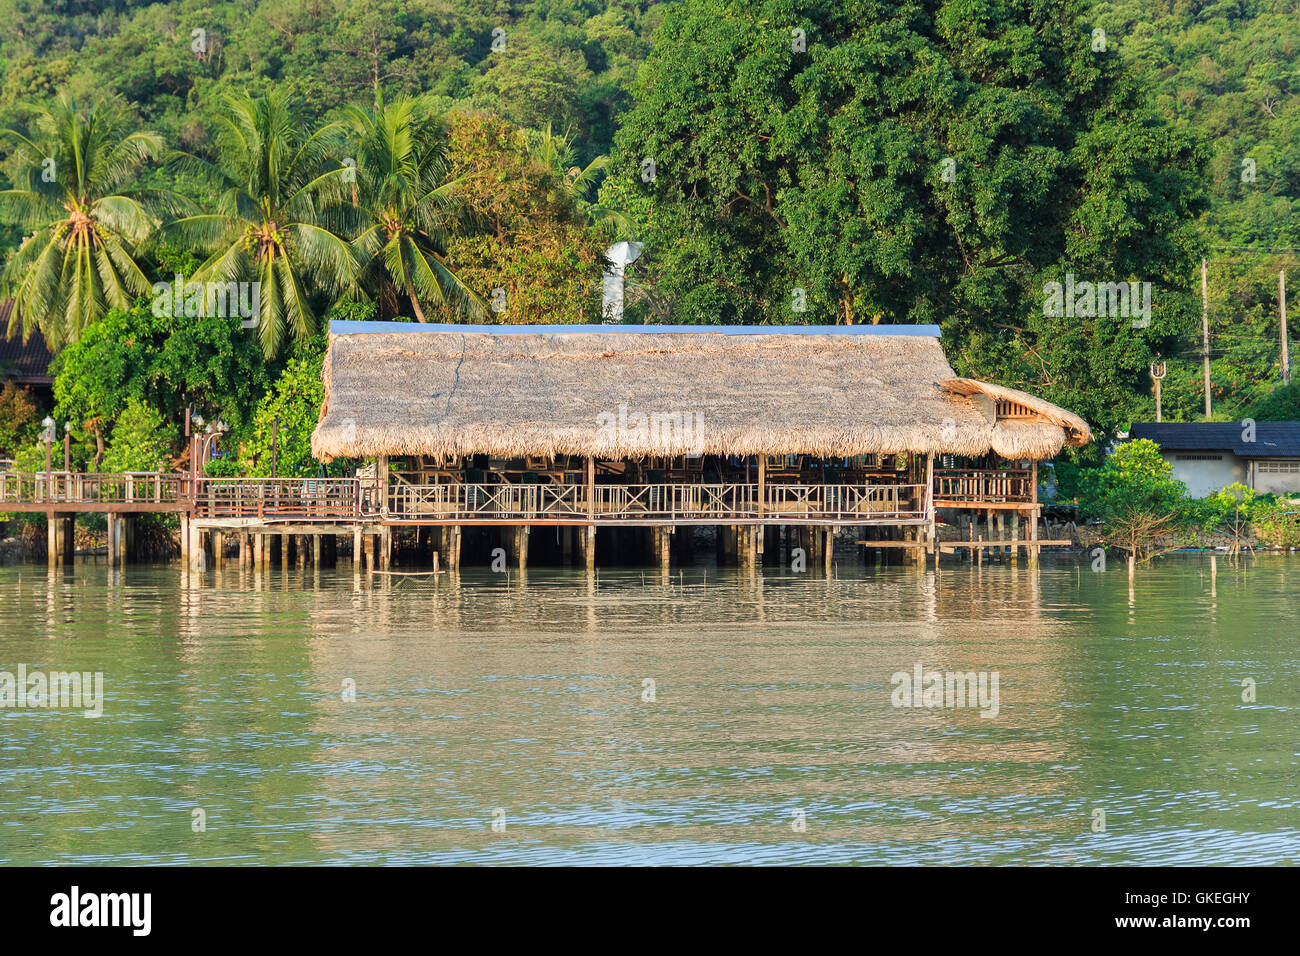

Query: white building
[1128,422,1300,497]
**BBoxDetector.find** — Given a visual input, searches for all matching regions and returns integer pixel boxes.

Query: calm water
[0,555,1297,865]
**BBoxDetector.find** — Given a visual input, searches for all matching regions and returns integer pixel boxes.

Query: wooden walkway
[3,469,1046,571]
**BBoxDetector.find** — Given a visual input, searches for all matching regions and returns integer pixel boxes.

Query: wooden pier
[1,461,1069,572]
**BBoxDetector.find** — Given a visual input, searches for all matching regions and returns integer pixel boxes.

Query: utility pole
[1201,257,1211,418]
[1281,269,1290,386]
[1150,362,1166,422]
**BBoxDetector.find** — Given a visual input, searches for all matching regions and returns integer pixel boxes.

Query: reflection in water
[0,556,1297,865]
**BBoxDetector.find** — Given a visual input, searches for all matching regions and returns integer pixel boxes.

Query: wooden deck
[3,469,1034,528]
[0,472,190,513]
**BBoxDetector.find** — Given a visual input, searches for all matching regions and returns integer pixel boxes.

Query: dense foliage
[0,0,1297,481]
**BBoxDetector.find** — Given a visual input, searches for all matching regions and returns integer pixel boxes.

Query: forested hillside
[0,0,1296,468]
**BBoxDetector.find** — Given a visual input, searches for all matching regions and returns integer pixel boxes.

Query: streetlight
[40,416,54,500]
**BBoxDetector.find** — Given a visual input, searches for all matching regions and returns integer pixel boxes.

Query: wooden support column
[514,525,529,570]
[180,513,190,568]
[213,530,225,569]
[365,533,376,570]
[377,454,391,570]
[580,525,596,573]
[586,456,596,520]
[313,534,322,570]
[47,512,57,568]
[1029,461,1040,567]
[925,453,936,567]
[655,526,671,572]
[823,526,834,574]
[190,524,206,572]
[105,513,116,569]
[353,527,363,566]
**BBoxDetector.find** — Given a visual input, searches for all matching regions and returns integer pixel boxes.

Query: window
[1256,460,1300,473]
[995,400,1037,420]
[1174,454,1223,461]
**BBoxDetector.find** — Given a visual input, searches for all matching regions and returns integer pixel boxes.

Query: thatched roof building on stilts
[311,322,1091,462]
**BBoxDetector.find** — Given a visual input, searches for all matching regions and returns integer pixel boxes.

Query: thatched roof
[311,323,1092,461]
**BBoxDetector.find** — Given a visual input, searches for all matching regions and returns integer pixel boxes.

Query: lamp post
[41,416,54,496]
[63,422,72,473]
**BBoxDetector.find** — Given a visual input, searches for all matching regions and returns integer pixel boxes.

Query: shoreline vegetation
[1,1,1298,563]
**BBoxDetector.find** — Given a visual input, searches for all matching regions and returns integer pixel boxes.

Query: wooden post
[47,512,57,568]
[1029,461,1040,567]
[925,453,936,567]
[313,534,321,570]
[239,532,249,569]
[757,455,766,521]
[105,513,116,569]
[824,526,833,574]
[353,527,363,566]
[581,525,596,573]
[191,524,205,572]
[1281,269,1290,385]
[515,525,529,570]
[1202,256,1211,419]
[180,513,190,567]
[586,456,596,519]
[213,530,225,569]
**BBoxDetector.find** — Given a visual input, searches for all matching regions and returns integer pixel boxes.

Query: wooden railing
[933,469,1033,502]
[191,477,368,519]
[0,471,188,507]
[384,482,925,522]
[0,472,939,522]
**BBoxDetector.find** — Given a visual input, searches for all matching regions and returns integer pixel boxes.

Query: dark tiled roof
[0,300,53,384]
[1130,422,1300,458]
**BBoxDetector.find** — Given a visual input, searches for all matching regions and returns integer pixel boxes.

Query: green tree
[439,111,606,324]
[51,298,267,465]
[101,397,180,473]
[526,121,628,237]
[344,95,485,321]
[0,95,178,347]
[241,334,329,477]
[0,380,41,458]
[166,90,357,357]
[1078,438,1190,557]
[612,0,1207,439]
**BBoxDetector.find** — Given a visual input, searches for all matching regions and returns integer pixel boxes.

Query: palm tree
[343,95,485,322]
[166,90,357,357]
[525,122,629,238]
[0,96,176,348]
